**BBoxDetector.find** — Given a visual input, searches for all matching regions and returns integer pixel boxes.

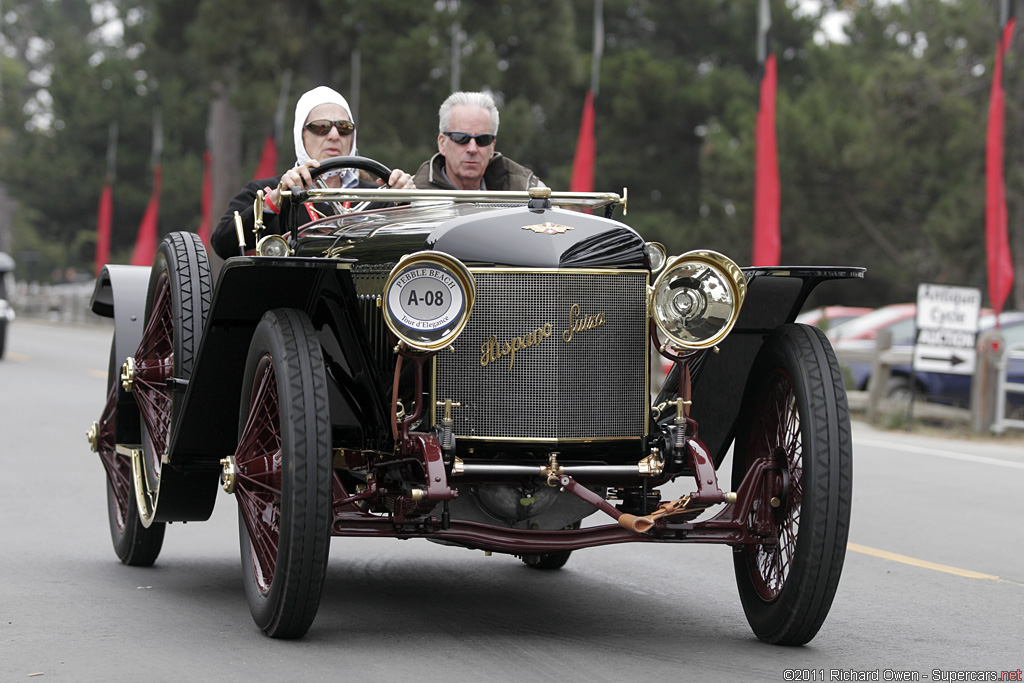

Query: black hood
[427,205,647,269]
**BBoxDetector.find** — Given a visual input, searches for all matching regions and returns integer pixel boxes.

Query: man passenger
[413,91,544,191]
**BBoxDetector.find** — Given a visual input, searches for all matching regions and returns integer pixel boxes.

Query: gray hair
[438,91,500,134]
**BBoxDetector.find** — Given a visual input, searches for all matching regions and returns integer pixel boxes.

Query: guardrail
[992,342,1024,433]
[835,328,1021,432]
[7,280,107,325]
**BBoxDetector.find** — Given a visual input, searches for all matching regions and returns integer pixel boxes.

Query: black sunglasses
[444,131,496,146]
[304,119,356,136]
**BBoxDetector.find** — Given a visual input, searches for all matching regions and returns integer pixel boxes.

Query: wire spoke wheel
[233,308,332,639]
[733,324,852,645]
[744,369,803,599]
[130,233,210,527]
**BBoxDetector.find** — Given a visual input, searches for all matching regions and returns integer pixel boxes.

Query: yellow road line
[848,542,1023,587]
[4,351,30,362]
[87,369,106,378]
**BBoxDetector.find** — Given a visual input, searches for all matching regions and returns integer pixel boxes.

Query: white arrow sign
[913,283,981,376]
[912,345,976,374]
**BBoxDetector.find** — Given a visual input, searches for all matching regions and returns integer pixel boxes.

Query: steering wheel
[307,155,393,214]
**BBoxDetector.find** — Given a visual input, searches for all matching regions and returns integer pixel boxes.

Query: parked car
[86,156,863,643]
[827,302,917,346]
[796,305,872,333]
[841,307,1024,410]
[0,252,15,359]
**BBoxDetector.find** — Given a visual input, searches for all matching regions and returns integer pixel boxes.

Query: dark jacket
[412,152,542,191]
[212,175,379,259]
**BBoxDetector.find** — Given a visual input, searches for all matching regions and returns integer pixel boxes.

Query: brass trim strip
[284,187,624,209]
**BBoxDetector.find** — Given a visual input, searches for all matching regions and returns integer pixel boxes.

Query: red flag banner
[986,18,1016,320]
[197,151,212,249]
[253,135,278,181]
[130,165,162,266]
[94,183,112,275]
[570,90,597,194]
[752,53,780,267]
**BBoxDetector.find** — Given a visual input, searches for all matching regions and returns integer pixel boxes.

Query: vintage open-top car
[88,156,861,642]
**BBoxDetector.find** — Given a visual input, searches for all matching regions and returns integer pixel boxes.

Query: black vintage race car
[88,156,862,642]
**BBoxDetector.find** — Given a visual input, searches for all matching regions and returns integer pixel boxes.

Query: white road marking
[855,437,1024,470]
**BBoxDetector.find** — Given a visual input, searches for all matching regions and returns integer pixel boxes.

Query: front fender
[679,266,865,465]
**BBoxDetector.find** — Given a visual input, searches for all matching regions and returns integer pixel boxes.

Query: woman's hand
[269,159,320,208]
[382,168,414,190]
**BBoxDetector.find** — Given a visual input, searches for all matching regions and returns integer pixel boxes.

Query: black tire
[102,338,165,565]
[234,308,332,639]
[0,320,7,359]
[522,522,580,570]
[133,232,211,525]
[732,324,852,645]
[886,376,915,405]
[523,550,573,570]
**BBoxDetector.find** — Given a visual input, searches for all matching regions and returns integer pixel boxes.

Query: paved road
[2,320,1022,682]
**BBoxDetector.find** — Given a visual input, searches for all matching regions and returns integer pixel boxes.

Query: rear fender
[91,264,150,371]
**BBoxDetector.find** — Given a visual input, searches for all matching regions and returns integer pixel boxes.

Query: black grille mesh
[435,270,648,440]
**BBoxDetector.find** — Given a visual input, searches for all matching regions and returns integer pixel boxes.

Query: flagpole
[752,0,780,267]
[276,69,292,142]
[570,0,603,195]
[94,122,117,274]
[151,108,162,171]
[591,0,603,97]
[106,122,118,182]
[253,72,290,181]
[131,108,163,266]
[350,52,360,124]
[986,1,1016,325]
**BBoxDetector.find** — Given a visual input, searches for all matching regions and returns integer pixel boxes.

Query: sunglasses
[304,119,356,136]
[444,131,496,146]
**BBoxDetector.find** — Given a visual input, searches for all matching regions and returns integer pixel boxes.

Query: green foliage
[0,0,1020,312]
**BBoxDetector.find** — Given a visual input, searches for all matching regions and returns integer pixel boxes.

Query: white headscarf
[293,86,359,187]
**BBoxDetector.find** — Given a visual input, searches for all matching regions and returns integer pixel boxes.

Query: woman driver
[212,86,413,259]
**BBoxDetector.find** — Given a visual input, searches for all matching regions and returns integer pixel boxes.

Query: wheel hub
[220,455,238,494]
[120,356,136,392]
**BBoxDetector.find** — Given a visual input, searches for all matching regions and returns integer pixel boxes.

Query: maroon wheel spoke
[747,368,804,601]
[134,273,176,458]
[95,383,134,529]
[237,463,282,496]
[236,360,280,463]
[237,487,279,577]
[137,277,174,363]
[135,383,172,452]
[233,356,282,594]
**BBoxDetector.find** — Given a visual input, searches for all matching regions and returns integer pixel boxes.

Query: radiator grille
[435,270,648,441]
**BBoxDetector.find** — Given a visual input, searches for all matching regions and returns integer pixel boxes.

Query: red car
[828,303,918,347]
[796,305,873,334]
